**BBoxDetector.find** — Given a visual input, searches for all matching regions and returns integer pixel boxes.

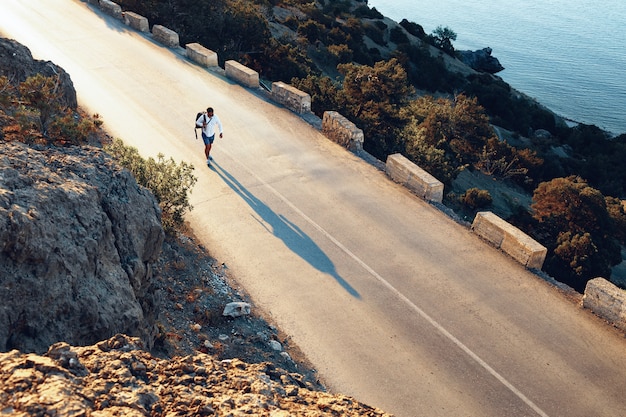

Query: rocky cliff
[0,334,391,416]
[0,38,77,109]
[0,141,164,353]
[457,47,505,74]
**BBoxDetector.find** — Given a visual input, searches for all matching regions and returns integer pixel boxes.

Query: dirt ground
[150,226,326,391]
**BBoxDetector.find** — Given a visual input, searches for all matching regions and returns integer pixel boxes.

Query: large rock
[0,334,393,416]
[0,142,164,353]
[457,47,505,74]
[0,38,77,108]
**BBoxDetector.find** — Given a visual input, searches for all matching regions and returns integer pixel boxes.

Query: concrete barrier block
[225,60,259,89]
[321,111,364,151]
[385,153,444,203]
[99,0,122,19]
[471,211,505,246]
[185,43,218,67]
[501,227,547,269]
[472,211,547,269]
[583,277,626,332]
[152,24,179,48]
[87,0,100,6]
[123,11,149,33]
[271,82,311,114]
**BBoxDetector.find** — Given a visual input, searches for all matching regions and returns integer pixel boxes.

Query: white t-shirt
[196,113,223,137]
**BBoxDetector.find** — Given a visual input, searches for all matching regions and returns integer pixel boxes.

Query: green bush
[104,139,197,233]
[353,5,384,19]
[399,19,426,39]
[390,27,409,45]
[461,188,492,209]
[48,109,101,145]
[363,22,386,46]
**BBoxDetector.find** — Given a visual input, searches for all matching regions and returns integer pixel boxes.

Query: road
[2,1,626,416]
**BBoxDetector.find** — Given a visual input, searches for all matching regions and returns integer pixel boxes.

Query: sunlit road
[2,1,626,416]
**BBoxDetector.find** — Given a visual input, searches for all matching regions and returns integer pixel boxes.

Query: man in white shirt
[196,107,224,166]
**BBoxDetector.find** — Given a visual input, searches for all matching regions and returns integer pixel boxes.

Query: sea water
[366,0,626,135]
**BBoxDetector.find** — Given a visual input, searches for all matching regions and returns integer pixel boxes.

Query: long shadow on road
[211,161,360,299]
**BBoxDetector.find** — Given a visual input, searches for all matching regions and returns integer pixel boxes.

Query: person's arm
[216,115,224,137]
[196,113,206,127]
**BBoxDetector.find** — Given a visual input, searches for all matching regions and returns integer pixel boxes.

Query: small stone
[222,302,251,317]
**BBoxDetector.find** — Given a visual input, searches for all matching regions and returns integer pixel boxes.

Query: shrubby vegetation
[0,74,101,145]
[0,74,197,234]
[461,188,492,210]
[528,176,625,291]
[104,139,198,233]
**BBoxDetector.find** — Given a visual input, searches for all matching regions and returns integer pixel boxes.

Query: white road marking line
[219,150,550,417]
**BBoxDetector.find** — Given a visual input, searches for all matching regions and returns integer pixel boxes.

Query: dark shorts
[202,132,215,145]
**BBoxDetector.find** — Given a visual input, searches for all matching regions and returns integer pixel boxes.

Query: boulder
[0,38,77,108]
[0,142,164,353]
[457,47,505,74]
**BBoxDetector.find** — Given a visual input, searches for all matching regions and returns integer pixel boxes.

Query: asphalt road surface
[2,1,626,416]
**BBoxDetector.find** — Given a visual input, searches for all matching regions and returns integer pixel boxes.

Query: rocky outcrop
[0,38,77,108]
[0,141,164,353]
[457,47,505,74]
[0,334,393,416]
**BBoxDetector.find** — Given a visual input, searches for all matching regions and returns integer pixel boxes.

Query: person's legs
[202,133,215,163]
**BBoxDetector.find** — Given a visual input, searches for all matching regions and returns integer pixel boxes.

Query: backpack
[195,112,206,139]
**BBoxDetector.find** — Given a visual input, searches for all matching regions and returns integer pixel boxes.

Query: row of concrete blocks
[85,0,624,331]
[87,0,547,273]
[88,0,313,117]
[90,0,547,273]
[385,153,548,270]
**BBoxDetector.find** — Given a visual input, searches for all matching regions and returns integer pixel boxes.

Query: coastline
[366,0,626,136]
[362,12,588,136]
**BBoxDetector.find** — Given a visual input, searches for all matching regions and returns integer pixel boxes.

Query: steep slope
[0,141,164,352]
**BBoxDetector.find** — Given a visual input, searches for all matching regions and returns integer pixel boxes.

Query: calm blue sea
[367,0,626,136]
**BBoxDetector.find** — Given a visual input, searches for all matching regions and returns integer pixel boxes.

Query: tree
[532,176,610,235]
[399,94,497,177]
[0,75,14,107]
[18,74,64,135]
[531,176,622,291]
[430,26,456,54]
[337,58,414,158]
[291,75,341,117]
[461,188,493,210]
[298,19,326,43]
[399,100,460,184]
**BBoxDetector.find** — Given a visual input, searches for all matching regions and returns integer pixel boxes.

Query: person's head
[206,107,214,116]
